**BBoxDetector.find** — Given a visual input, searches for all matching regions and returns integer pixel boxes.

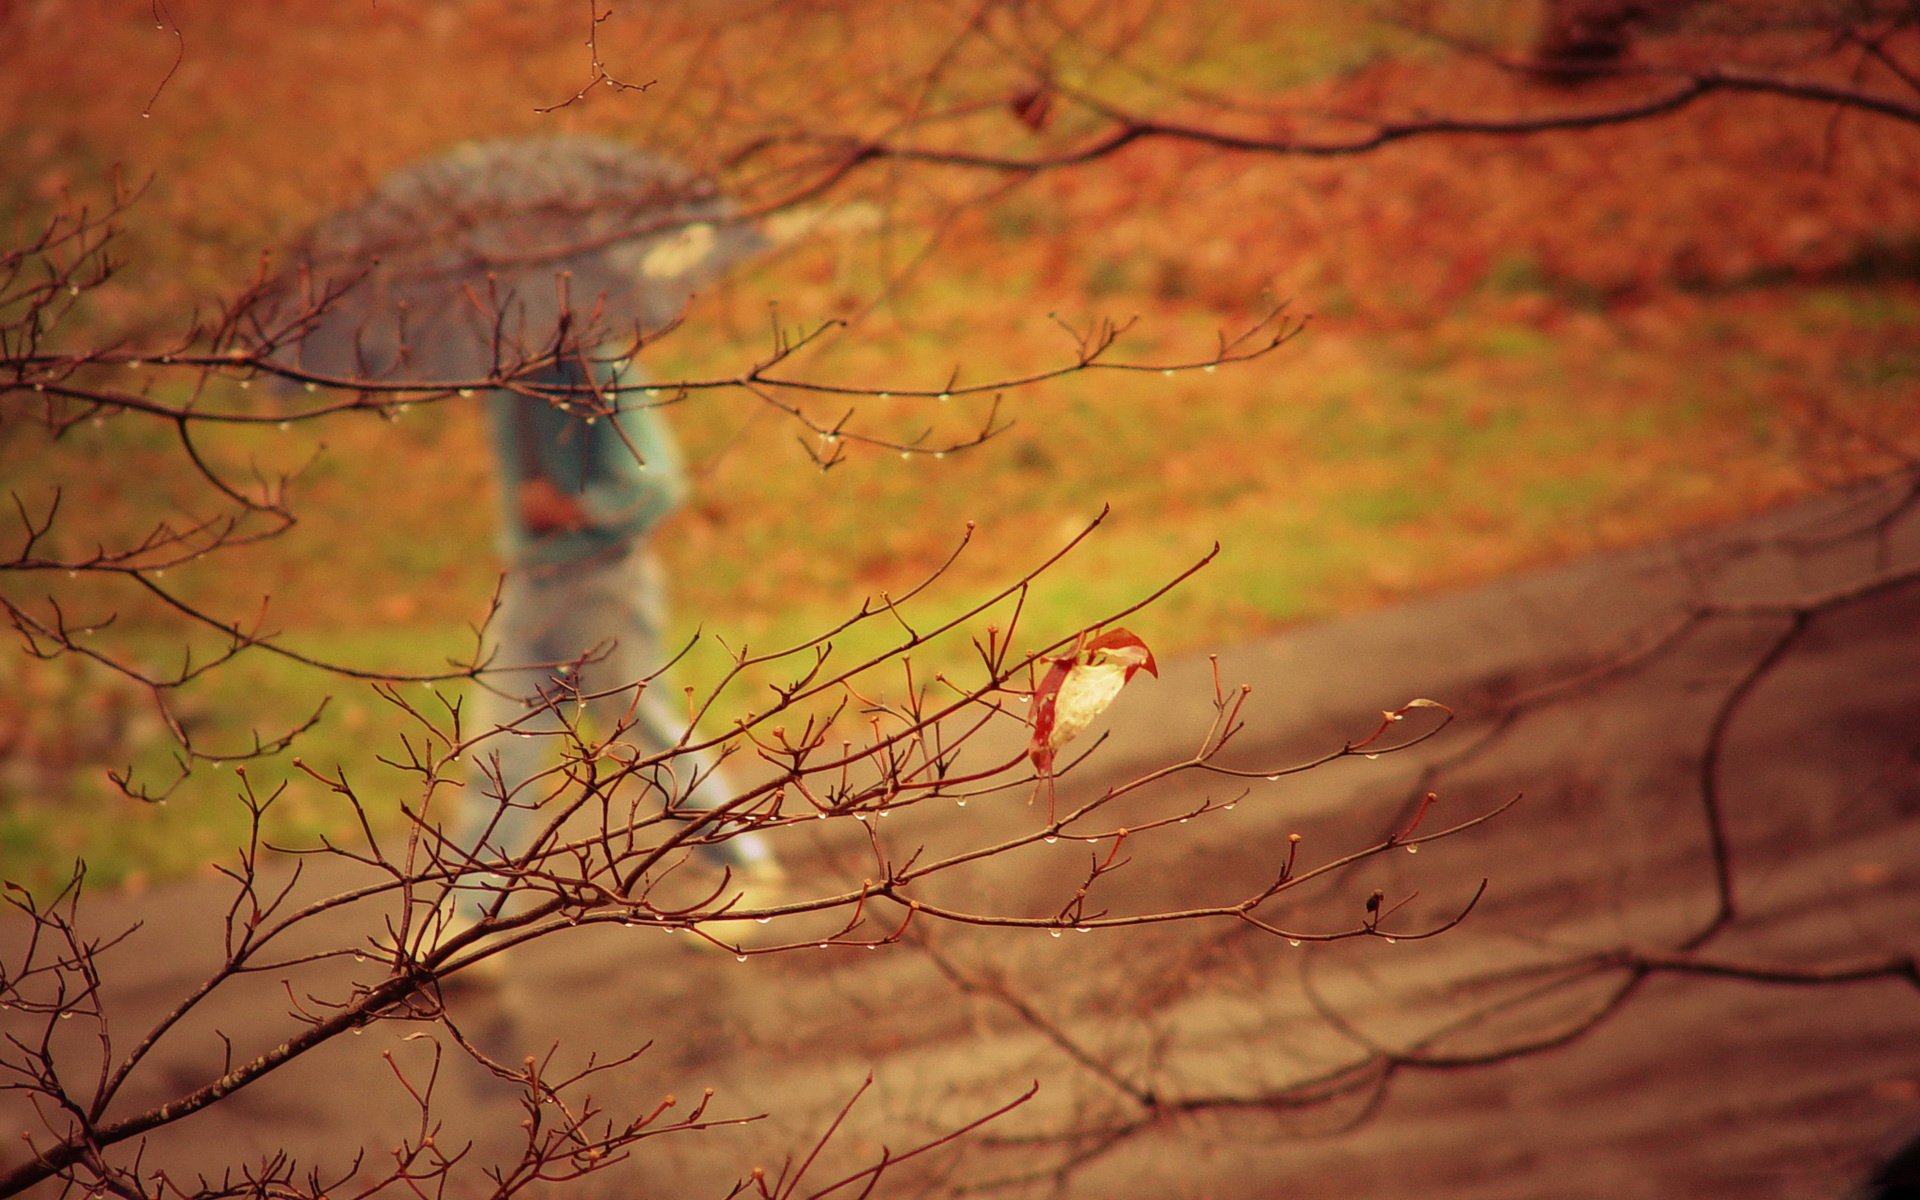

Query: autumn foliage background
[2,0,1918,883]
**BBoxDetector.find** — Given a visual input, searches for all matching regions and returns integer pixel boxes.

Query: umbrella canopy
[277,136,767,383]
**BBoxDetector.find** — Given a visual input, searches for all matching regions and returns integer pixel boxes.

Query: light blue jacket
[487,356,689,568]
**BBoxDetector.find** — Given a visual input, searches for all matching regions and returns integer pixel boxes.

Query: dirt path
[5,478,1919,1199]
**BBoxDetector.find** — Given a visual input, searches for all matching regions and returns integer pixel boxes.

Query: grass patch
[10,276,1913,889]
[6,6,1920,888]
[0,626,475,893]
[1473,323,1558,361]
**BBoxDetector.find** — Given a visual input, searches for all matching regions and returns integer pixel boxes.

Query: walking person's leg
[580,547,780,877]
[447,567,584,924]
[435,547,784,970]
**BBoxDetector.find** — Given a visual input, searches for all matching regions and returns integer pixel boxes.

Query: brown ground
[5,477,1919,1199]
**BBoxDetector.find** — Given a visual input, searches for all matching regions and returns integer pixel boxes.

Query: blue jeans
[451,542,772,918]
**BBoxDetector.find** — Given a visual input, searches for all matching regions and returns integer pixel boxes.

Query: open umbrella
[277,136,767,383]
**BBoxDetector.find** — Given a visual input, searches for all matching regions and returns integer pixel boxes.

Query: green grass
[0,624,484,893]
[1798,287,1920,329]
[8,0,1920,891]
[1473,323,1559,361]
[10,268,1912,893]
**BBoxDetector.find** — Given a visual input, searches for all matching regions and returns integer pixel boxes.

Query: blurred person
[275,138,844,967]
[442,348,783,946]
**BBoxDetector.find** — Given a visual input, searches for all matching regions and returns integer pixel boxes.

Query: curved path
[5,477,1918,1199]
